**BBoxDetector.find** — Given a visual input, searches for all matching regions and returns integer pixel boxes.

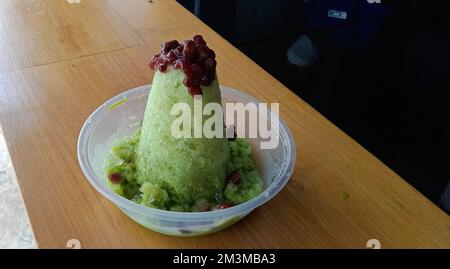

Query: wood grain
[0,0,448,248]
[0,0,141,73]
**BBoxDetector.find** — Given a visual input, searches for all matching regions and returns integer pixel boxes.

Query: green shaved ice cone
[136,67,230,209]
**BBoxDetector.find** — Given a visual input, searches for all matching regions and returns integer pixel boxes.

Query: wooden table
[0,0,448,249]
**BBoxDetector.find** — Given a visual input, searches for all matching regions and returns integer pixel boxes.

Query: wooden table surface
[0,0,448,249]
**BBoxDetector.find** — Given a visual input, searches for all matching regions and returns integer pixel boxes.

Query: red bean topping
[108,173,124,184]
[162,40,179,53]
[193,34,206,45]
[148,35,217,96]
[227,170,241,185]
[188,86,202,96]
[216,202,234,210]
[203,58,217,73]
[167,50,177,62]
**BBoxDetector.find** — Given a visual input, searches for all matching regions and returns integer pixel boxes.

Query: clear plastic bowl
[78,85,296,236]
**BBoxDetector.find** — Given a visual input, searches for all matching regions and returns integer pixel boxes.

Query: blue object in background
[178,0,392,51]
[299,0,392,50]
[300,0,359,29]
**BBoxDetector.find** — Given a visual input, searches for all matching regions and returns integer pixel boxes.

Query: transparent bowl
[78,85,296,236]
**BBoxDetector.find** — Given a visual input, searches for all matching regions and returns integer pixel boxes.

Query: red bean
[162,40,179,52]
[148,35,216,96]
[227,170,241,185]
[108,173,123,184]
[216,202,233,210]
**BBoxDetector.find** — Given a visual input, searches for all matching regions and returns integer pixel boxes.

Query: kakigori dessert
[104,35,263,212]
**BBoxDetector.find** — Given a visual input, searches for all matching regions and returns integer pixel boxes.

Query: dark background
[177,0,450,213]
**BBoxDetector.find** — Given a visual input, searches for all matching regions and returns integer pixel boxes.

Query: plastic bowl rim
[77,84,296,222]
